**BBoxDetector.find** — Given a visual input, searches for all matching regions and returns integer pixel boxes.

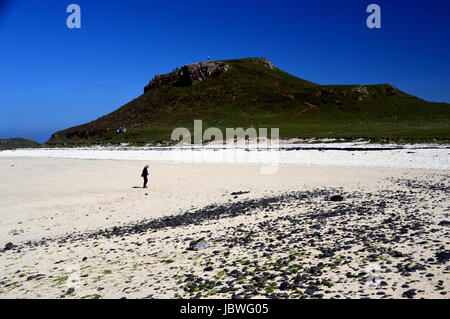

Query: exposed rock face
[145,71,180,92]
[144,61,230,93]
[382,84,400,95]
[352,86,370,101]
[181,62,230,85]
[257,58,274,69]
[352,85,369,96]
[314,85,374,103]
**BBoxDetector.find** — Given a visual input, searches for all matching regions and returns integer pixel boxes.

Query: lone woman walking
[141,165,150,188]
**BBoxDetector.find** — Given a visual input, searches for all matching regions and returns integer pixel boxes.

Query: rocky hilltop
[144,61,231,93]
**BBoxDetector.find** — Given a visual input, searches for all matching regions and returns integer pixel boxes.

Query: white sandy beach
[0,146,449,299]
[0,156,418,243]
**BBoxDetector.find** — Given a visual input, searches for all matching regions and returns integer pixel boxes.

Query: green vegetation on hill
[47,58,450,145]
[0,138,40,150]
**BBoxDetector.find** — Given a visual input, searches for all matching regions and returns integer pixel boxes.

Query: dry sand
[0,157,448,299]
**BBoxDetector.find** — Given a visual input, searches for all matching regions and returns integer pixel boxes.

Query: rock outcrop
[257,58,275,69]
[144,61,230,93]
[352,85,369,96]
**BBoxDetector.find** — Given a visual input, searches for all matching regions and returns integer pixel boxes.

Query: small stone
[402,289,416,299]
[329,195,344,202]
[389,250,404,258]
[435,251,450,263]
[279,282,290,291]
[189,239,210,251]
[304,286,318,295]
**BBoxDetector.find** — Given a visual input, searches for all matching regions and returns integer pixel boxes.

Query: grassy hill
[0,138,40,150]
[47,57,450,145]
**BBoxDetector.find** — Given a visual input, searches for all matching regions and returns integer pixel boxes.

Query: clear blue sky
[0,0,449,142]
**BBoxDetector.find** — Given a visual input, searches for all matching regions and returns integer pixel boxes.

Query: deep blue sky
[0,0,449,142]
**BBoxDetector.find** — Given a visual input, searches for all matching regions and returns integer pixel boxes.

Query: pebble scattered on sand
[0,175,448,299]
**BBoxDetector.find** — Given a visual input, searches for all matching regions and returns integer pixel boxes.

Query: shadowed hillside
[47,58,450,145]
[0,138,40,150]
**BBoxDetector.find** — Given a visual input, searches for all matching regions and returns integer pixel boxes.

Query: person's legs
[143,176,148,188]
